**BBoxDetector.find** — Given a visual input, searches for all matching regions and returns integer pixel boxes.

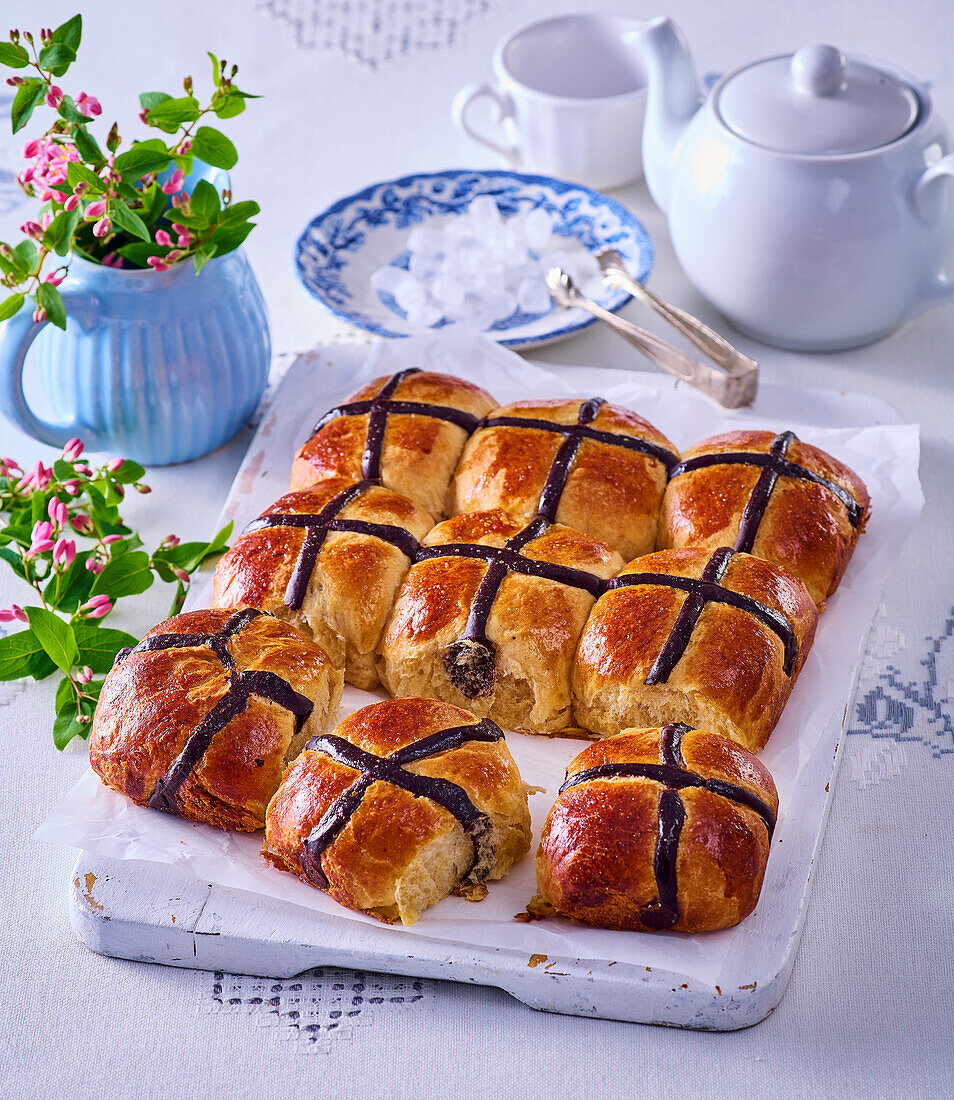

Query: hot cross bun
[448,397,677,560]
[211,478,435,689]
[529,724,778,932]
[572,546,818,752]
[658,429,870,607]
[289,369,497,519]
[89,609,343,831]
[378,509,623,735]
[264,697,531,925]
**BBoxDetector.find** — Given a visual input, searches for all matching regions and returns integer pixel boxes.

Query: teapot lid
[716,45,921,155]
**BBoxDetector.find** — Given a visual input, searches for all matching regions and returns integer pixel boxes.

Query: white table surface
[1,1,952,1096]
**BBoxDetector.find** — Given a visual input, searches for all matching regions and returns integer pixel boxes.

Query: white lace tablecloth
[1,0,952,1096]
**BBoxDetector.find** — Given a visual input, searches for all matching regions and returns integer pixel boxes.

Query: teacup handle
[0,291,104,449]
[910,154,954,314]
[452,82,520,164]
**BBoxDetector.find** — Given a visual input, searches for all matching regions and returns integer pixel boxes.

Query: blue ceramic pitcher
[0,248,270,464]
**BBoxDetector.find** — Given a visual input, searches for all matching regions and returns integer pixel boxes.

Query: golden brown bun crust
[658,430,870,606]
[211,479,434,689]
[534,727,779,932]
[264,697,531,924]
[572,547,818,752]
[449,399,676,560]
[289,371,497,519]
[378,510,623,734]
[89,609,343,831]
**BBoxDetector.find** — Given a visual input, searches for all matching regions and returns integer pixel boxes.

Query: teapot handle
[0,292,104,449]
[910,154,954,314]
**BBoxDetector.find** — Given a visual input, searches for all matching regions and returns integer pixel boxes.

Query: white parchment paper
[37,328,923,988]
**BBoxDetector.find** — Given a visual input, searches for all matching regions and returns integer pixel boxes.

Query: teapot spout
[637,17,703,214]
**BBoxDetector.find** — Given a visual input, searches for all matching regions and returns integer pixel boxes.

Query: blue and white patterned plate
[294,169,652,349]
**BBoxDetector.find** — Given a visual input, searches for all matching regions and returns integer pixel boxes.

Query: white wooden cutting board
[62,338,914,1029]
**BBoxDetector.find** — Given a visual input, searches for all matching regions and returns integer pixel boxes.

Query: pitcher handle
[910,154,954,315]
[0,292,102,449]
[451,82,520,164]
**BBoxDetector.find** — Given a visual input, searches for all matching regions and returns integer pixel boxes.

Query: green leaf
[0,546,27,580]
[36,283,66,330]
[193,244,217,274]
[44,208,79,255]
[53,676,90,749]
[144,95,200,133]
[207,220,254,255]
[37,42,76,76]
[189,178,220,223]
[56,94,91,125]
[114,145,175,178]
[0,629,57,681]
[109,200,151,242]
[11,80,45,134]
[14,239,38,270]
[73,622,138,673]
[213,94,246,120]
[221,200,260,222]
[116,241,162,266]
[46,551,95,612]
[72,125,105,166]
[0,42,29,68]
[91,550,154,598]
[25,606,78,672]
[143,183,167,225]
[108,459,146,484]
[66,161,105,191]
[168,580,188,617]
[190,125,237,170]
[52,14,83,52]
[0,293,24,322]
[139,91,171,112]
[207,51,221,87]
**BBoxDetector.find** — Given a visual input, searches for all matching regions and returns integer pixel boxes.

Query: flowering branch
[0,439,231,748]
[0,14,259,327]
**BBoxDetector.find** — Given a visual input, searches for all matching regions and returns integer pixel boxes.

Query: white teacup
[452,13,648,190]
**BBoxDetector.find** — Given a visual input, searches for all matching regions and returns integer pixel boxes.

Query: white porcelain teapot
[638,18,954,351]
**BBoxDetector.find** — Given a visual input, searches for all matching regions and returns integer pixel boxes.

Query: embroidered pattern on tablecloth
[256,0,497,69]
[207,968,429,1051]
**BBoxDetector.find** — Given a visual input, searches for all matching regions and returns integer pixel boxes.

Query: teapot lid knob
[791,45,848,96]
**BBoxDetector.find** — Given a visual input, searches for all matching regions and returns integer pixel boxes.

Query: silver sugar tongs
[545,252,759,409]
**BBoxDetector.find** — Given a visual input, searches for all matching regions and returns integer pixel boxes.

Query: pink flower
[32,308,47,323]
[100,253,122,268]
[84,199,107,220]
[161,534,180,548]
[175,230,192,248]
[63,194,79,212]
[164,250,183,264]
[0,605,28,623]
[76,92,101,118]
[106,458,124,472]
[74,464,91,476]
[52,537,76,568]
[161,169,185,195]
[154,229,172,247]
[85,558,104,574]
[15,460,52,492]
[72,181,88,196]
[170,193,187,207]
[18,168,33,185]
[48,498,68,528]
[177,139,193,154]
[102,533,123,545]
[33,521,53,543]
[19,220,43,239]
[81,594,112,618]
[63,437,83,462]
[2,458,21,472]
[75,665,93,685]
[23,138,42,158]
[139,108,150,124]
[62,480,81,496]
[147,256,169,272]
[40,211,52,229]
[70,513,91,532]
[45,271,65,287]
[44,86,63,108]
[92,216,111,238]
[172,567,190,583]
[135,483,151,494]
